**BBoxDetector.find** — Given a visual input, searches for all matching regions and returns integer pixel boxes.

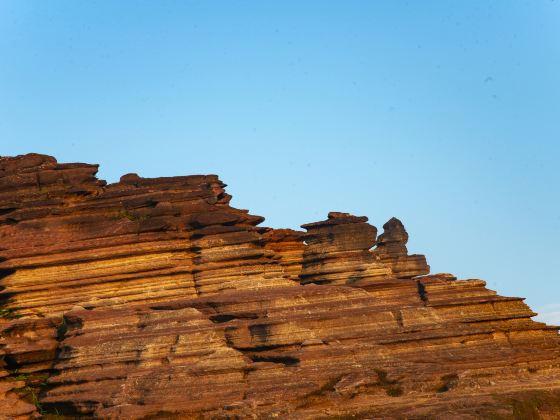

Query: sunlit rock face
[1,153,559,419]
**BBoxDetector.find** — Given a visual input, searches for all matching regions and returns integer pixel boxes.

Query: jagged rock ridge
[0,154,559,419]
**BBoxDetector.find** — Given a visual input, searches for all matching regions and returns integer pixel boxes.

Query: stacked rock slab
[372,217,430,278]
[1,154,560,419]
[299,212,429,286]
[0,154,296,318]
[300,212,389,285]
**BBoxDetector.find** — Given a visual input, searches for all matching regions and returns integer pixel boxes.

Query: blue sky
[1,1,559,323]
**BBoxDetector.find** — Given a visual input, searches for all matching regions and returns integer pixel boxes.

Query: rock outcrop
[1,153,559,419]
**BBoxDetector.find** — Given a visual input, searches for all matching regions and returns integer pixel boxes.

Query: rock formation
[0,153,559,419]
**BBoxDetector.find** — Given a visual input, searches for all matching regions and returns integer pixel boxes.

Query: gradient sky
[1,1,559,323]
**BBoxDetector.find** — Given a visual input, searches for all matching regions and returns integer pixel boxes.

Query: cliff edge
[1,154,559,419]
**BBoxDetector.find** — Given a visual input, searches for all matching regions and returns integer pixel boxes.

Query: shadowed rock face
[0,154,559,419]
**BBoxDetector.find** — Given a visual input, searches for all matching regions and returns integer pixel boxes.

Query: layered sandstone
[0,153,559,419]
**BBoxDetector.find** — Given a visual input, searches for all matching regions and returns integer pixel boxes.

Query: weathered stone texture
[1,154,559,419]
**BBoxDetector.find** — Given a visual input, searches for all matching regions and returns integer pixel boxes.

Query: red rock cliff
[1,154,559,419]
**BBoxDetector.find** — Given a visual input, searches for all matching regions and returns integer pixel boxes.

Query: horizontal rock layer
[0,154,559,419]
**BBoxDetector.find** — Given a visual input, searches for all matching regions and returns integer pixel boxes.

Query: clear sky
[1,1,559,323]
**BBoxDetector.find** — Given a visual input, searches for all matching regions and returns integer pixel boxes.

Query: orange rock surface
[1,153,559,419]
